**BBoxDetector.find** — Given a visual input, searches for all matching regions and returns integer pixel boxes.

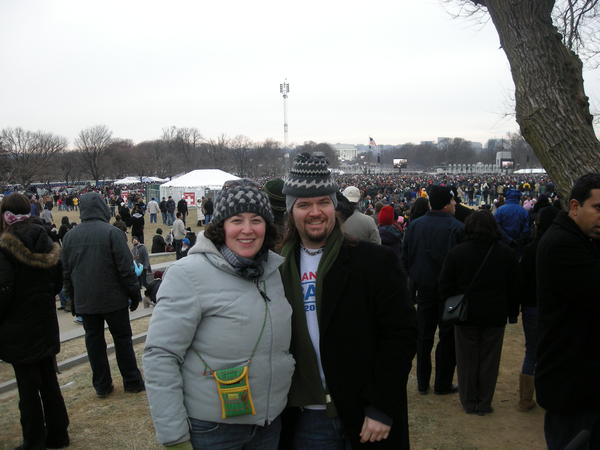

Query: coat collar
[0,232,61,269]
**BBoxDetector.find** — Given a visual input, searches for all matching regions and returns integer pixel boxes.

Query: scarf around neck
[219,245,267,280]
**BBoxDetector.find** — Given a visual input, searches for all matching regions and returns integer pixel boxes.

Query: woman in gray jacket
[143,180,294,450]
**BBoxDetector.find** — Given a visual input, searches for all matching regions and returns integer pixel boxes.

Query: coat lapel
[319,245,352,334]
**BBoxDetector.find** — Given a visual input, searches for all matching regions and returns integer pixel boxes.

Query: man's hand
[130,299,139,312]
[359,417,391,443]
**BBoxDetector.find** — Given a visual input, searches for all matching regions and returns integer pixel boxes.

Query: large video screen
[500,159,514,169]
[393,158,408,169]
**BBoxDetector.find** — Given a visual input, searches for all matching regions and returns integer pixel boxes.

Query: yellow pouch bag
[213,365,256,419]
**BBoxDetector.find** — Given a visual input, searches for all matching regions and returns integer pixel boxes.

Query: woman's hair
[409,197,430,222]
[205,218,279,252]
[61,216,70,225]
[464,210,500,241]
[0,193,31,233]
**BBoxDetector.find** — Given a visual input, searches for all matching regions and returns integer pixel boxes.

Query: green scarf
[280,226,344,407]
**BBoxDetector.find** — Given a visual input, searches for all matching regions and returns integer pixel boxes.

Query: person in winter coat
[130,205,145,243]
[58,216,71,244]
[62,192,145,398]
[0,193,70,449]
[143,179,294,450]
[119,203,132,228]
[517,205,560,412]
[536,174,600,449]
[439,210,519,415]
[132,236,151,289]
[166,196,176,226]
[339,186,381,245]
[177,197,188,225]
[377,205,404,260]
[494,189,530,250]
[279,153,416,450]
[151,228,166,253]
[113,214,127,234]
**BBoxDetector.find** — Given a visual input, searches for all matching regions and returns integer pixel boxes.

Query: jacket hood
[80,192,111,222]
[0,223,61,269]
[188,231,284,277]
[505,189,522,202]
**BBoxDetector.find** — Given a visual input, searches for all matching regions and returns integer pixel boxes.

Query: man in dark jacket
[62,192,145,398]
[165,196,176,226]
[536,174,600,450]
[176,197,188,226]
[402,185,464,396]
[159,197,168,224]
[280,153,417,449]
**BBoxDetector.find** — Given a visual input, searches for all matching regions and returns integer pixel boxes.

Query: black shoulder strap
[464,243,495,297]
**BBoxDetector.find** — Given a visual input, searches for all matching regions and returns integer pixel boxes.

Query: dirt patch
[0,321,545,449]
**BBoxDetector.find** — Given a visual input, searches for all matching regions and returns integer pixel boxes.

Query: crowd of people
[0,160,598,449]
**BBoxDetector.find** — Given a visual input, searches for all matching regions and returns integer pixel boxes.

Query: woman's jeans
[189,416,281,450]
[521,306,538,375]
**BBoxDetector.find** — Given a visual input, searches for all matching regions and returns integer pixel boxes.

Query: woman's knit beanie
[212,179,274,225]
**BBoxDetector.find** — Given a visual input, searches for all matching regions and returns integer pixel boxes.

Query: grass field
[0,207,546,449]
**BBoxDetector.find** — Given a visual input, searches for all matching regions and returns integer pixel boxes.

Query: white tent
[513,168,546,174]
[159,169,240,206]
[114,176,168,185]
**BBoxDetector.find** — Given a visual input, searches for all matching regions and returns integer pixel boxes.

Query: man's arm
[109,228,142,308]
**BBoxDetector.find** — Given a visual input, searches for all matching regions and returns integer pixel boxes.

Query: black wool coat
[535,211,600,412]
[439,238,520,326]
[284,240,417,450]
[0,221,62,364]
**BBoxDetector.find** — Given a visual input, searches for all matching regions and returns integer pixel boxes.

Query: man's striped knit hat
[212,179,274,225]
[282,152,338,198]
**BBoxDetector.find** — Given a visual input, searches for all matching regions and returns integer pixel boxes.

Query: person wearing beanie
[402,184,464,396]
[377,205,404,261]
[337,186,381,245]
[494,189,531,252]
[144,179,294,450]
[279,153,416,449]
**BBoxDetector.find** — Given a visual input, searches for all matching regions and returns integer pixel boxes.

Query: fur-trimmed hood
[0,226,61,269]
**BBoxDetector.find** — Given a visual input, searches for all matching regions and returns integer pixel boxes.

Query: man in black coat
[280,153,417,449]
[536,173,600,450]
[62,192,145,398]
[176,197,188,226]
[402,185,464,396]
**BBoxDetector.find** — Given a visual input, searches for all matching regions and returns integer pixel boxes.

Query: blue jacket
[494,196,530,242]
[402,211,464,291]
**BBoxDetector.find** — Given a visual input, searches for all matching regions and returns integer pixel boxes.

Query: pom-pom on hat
[212,179,274,225]
[283,152,338,198]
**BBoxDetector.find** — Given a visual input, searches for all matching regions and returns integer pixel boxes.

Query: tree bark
[480,0,600,199]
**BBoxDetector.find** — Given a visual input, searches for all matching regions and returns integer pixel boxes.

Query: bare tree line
[0,125,332,188]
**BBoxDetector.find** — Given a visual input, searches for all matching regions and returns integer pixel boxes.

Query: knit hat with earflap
[212,179,274,225]
[283,152,339,211]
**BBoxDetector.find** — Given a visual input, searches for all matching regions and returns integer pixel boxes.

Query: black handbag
[442,243,495,324]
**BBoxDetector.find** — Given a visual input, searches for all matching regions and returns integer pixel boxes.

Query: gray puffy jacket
[143,233,295,446]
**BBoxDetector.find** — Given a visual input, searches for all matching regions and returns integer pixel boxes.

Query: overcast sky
[1,0,598,148]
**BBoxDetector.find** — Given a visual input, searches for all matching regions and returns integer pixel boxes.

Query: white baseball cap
[342,186,361,203]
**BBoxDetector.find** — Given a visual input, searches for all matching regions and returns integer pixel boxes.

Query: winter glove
[129,298,139,312]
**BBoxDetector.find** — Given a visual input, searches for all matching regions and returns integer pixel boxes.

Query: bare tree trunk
[481,0,600,198]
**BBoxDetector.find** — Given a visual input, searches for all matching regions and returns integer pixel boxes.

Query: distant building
[420,141,435,147]
[332,143,358,161]
[437,137,451,148]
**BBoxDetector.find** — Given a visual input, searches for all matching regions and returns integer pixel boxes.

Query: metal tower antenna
[279,79,289,148]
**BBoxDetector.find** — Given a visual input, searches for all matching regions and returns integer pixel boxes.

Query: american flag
[369,137,377,148]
